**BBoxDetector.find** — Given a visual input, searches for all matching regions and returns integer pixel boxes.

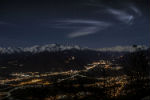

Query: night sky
[0,0,149,48]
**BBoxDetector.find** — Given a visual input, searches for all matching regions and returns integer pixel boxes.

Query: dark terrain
[0,48,149,100]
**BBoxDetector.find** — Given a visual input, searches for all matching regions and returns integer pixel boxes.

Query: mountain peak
[0,44,83,54]
[0,44,148,54]
[97,45,148,52]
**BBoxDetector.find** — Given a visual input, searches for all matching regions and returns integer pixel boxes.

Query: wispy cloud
[68,26,100,38]
[0,21,16,26]
[51,5,142,38]
[106,5,141,25]
[0,21,9,25]
[107,8,134,24]
[55,19,111,38]
[60,19,103,25]
[129,5,142,16]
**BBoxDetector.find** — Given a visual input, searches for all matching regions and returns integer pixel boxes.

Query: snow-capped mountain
[97,45,148,52]
[0,44,85,54]
[0,44,148,54]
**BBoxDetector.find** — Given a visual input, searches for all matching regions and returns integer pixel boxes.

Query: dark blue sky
[0,0,149,48]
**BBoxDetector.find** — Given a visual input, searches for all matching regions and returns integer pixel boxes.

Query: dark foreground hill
[0,48,125,76]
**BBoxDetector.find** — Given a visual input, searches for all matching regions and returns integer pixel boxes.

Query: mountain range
[0,44,148,54]
[0,44,149,76]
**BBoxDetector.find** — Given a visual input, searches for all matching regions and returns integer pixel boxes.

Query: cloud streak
[107,5,141,24]
[55,19,111,38]
[130,5,142,16]
[68,26,99,38]
[51,5,142,38]
[67,20,111,38]
[107,8,134,24]
[0,21,16,26]
[0,21,9,25]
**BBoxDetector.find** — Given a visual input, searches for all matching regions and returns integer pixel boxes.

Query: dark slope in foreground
[0,49,121,73]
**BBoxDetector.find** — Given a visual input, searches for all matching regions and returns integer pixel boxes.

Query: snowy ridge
[97,45,148,52]
[0,44,85,54]
[0,44,148,54]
